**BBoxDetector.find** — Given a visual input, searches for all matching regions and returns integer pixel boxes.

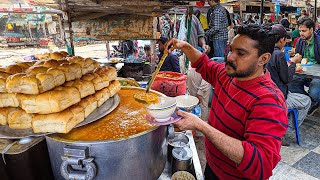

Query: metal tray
[0,94,120,139]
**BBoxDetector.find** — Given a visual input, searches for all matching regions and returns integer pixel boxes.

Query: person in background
[291,26,301,47]
[157,37,180,73]
[164,24,287,179]
[289,17,320,115]
[245,15,255,24]
[280,12,290,29]
[206,0,229,57]
[254,15,260,25]
[185,8,211,126]
[267,24,311,146]
[298,9,308,22]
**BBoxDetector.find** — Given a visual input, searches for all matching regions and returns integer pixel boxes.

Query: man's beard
[224,57,258,78]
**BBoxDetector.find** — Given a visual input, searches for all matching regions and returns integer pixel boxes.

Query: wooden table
[295,64,320,79]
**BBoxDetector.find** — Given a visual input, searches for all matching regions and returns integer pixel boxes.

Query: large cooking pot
[46,87,174,180]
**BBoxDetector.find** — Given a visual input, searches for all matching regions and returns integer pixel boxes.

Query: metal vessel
[46,87,173,180]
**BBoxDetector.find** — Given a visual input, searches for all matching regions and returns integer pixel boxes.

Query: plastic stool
[288,108,300,145]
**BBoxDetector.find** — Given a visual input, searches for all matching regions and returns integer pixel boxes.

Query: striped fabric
[192,54,288,180]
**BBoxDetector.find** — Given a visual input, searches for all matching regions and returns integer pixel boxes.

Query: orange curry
[60,89,158,141]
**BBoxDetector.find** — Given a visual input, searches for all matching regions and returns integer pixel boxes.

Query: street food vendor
[157,37,180,73]
[165,24,288,179]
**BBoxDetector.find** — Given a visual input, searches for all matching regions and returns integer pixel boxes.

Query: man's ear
[258,53,271,67]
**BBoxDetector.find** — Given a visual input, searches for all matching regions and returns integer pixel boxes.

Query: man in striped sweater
[166,24,288,179]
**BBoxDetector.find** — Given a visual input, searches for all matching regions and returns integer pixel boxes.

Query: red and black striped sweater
[192,54,288,180]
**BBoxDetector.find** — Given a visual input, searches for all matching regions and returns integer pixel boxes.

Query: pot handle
[167,124,175,140]
[60,145,97,180]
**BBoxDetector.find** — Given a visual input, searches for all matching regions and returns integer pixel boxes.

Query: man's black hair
[298,17,315,30]
[144,45,151,51]
[285,12,288,17]
[237,24,276,56]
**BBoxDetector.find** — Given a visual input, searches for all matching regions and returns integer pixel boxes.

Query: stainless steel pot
[46,87,174,180]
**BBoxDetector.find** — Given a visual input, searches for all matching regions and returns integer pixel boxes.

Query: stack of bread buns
[0,52,121,134]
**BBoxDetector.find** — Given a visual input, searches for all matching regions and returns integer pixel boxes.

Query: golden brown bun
[81,73,109,91]
[0,78,7,93]
[36,73,55,93]
[67,56,84,63]
[107,80,121,97]
[16,62,34,70]
[33,61,45,67]
[35,53,50,61]
[0,72,11,79]
[0,67,7,73]
[47,68,66,86]
[94,66,117,81]
[64,79,95,98]
[92,61,100,68]
[57,63,82,81]
[0,108,18,125]
[5,64,24,74]
[78,95,97,118]
[0,93,19,108]
[59,51,69,57]
[42,59,61,68]
[6,73,40,94]
[26,66,49,75]
[8,108,33,129]
[94,87,110,107]
[50,52,64,60]
[32,104,85,133]
[19,86,81,114]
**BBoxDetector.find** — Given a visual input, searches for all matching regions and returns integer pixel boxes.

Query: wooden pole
[60,0,75,55]
[106,41,110,58]
[260,0,264,25]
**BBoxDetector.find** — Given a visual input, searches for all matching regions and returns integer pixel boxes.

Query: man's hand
[174,110,204,131]
[164,38,188,53]
[291,53,302,63]
[202,45,211,54]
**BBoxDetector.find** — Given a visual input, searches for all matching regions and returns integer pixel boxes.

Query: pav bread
[50,52,65,60]
[6,73,55,94]
[0,107,18,125]
[107,80,121,97]
[78,95,97,118]
[0,93,20,107]
[32,104,85,133]
[81,73,109,91]
[8,108,33,129]
[18,86,81,114]
[94,87,110,107]
[64,79,95,98]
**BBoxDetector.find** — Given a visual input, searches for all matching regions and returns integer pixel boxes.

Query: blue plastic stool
[288,108,300,145]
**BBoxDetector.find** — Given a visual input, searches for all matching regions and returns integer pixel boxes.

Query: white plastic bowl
[175,95,199,111]
[147,97,177,122]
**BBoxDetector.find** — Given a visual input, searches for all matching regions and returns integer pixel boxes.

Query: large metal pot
[46,87,173,180]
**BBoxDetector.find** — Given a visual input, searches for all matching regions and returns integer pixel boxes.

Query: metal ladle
[133,53,168,103]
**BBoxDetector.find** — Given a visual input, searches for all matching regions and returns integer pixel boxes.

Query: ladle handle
[146,53,168,93]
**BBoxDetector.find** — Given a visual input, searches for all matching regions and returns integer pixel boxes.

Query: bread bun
[0,93,19,107]
[50,52,64,60]
[5,64,24,74]
[8,108,33,129]
[32,104,85,133]
[59,51,69,57]
[6,73,40,94]
[26,66,49,75]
